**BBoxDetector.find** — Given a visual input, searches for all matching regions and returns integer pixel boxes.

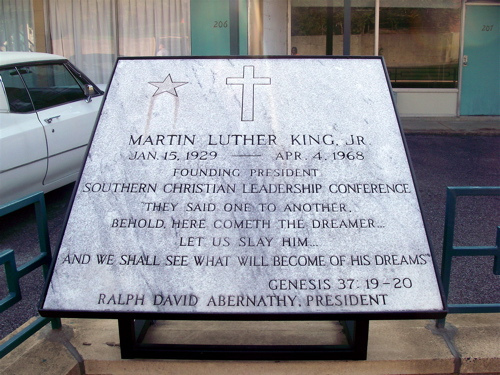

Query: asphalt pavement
[0,119,499,340]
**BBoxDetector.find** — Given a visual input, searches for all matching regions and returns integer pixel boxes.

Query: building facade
[1,0,498,116]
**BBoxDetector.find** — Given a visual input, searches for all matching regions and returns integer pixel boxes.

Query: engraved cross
[226,66,271,121]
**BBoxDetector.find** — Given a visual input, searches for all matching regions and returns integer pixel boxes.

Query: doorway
[190,0,248,56]
[460,3,500,115]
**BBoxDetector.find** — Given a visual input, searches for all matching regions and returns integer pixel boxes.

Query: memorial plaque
[40,57,445,319]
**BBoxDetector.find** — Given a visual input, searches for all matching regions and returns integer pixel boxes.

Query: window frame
[0,68,36,114]
[0,59,104,114]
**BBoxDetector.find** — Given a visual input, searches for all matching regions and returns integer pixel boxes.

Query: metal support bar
[437,187,500,328]
[343,0,351,55]
[0,316,56,358]
[374,0,380,55]
[0,250,21,311]
[229,0,240,55]
[326,3,334,55]
[0,193,61,358]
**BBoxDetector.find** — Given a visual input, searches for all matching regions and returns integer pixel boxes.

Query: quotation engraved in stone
[226,65,271,121]
[149,74,188,97]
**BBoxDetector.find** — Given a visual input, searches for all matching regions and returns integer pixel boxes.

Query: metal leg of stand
[341,320,369,360]
[118,319,154,359]
[118,319,135,359]
[135,320,154,343]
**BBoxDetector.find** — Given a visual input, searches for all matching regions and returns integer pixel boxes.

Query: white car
[0,52,104,206]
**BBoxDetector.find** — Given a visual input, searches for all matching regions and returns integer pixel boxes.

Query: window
[0,68,34,113]
[291,1,376,56]
[20,64,87,111]
[380,3,461,88]
[291,6,342,55]
[48,0,191,83]
[290,0,461,89]
[0,0,35,52]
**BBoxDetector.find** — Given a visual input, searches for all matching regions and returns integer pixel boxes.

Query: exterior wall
[32,0,46,52]
[394,89,459,117]
[248,0,263,54]
[262,0,288,55]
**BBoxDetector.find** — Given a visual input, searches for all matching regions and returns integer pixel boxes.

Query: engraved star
[149,74,188,97]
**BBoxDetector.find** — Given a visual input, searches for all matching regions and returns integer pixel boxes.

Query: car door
[0,67,48,205]
[21,63,102,185]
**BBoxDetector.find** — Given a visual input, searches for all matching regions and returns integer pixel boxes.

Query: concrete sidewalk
[400,116,499,135]
[1,313,499,375]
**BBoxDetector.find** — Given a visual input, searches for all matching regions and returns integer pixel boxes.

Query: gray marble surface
[42,57,444,315]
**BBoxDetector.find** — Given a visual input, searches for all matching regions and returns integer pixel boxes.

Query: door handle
[463,55,468,66]
[44,115,60,124]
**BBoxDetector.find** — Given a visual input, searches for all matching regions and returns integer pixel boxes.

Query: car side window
[0,68,35,113]
[21,64,87,111]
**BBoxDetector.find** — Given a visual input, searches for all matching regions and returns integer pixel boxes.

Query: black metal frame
[118,318,369,360]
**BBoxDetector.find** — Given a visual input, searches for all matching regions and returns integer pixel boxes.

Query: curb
[1,314,499,375]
